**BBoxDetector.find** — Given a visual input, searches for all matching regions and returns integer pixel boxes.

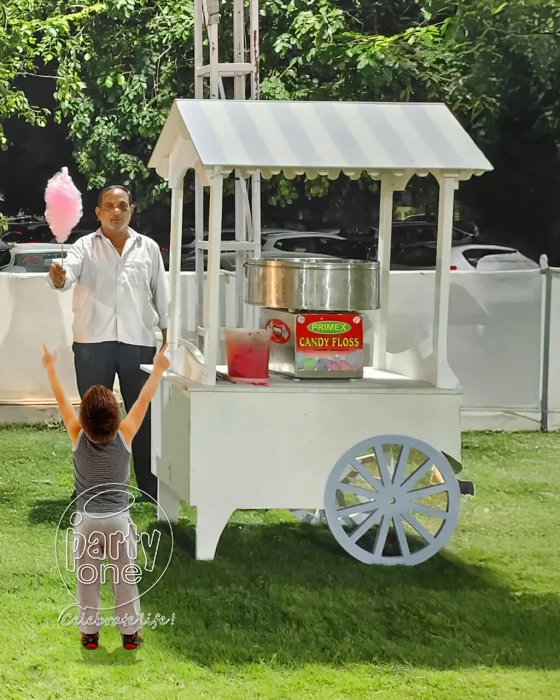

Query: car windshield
[462,247,517,266]
[13,251,68,272]
[475,252,538,270]
[389,224,471,245]
[272,237,319,253]
[2,228,53,245]
[393,245,438,268]
[312,237,369,259]
[272,236,368,259]
[461,248,537,270]
[392,224,438,245]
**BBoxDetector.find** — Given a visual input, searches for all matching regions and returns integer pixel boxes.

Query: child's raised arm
[42,345,81,445]
[120,345,171,447]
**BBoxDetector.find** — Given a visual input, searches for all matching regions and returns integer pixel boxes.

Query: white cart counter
[144,365,462,561]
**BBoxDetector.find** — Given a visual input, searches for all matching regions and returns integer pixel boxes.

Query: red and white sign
[296,313,363,352]
[265,318,291,344]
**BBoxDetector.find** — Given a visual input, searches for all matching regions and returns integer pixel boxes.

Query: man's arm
[42,347,81,444]
[150,244,169,347]
[47,237,85,291]
[120,345,170,447]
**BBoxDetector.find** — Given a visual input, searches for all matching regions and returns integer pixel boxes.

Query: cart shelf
[141,365,462,395]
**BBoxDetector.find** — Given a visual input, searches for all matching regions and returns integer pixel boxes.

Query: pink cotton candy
[44,167,83,243]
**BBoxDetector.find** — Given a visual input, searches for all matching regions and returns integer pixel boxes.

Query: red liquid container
[225,328,271,384]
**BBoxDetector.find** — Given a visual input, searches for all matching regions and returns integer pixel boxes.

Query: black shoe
[81,632,99,650]
[122,630,142,650]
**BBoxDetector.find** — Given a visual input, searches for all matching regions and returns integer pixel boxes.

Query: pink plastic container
[225,328,271,384]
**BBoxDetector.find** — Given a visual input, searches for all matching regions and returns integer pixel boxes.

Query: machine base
[261,308,365,380]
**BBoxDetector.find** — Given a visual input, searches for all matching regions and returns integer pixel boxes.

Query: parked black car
[0,239,11,268]
[1,216,52,244]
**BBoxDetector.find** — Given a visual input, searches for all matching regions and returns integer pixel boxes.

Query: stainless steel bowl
[245,257,380,311]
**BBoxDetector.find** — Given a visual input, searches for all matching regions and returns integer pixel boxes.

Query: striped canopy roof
[149,99,492,181]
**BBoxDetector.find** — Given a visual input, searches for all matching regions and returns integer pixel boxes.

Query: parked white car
[451,244,539,271]
[183,248,334,272]
[179,231,361,271]
[392,243,538,271]
[261,231,347,255]
[261,231,375,260]
[0,243,69,273]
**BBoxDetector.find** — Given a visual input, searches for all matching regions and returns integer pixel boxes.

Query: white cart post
[193,0,261,340]
[146,100,492,562]
[202,171,224,386]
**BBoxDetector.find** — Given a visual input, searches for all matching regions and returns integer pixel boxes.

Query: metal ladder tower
[194,0,262,344]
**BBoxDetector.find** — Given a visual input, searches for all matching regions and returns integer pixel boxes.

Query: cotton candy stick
[44,167,83,267]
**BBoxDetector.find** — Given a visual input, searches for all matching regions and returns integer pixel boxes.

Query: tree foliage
[0,1,103,230]
[0,1,103,145]
[1,0,559,243]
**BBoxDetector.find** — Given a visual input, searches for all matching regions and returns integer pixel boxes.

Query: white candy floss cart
[143,99,492,565]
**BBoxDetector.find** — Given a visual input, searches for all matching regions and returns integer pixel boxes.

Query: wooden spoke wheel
[324,435,461,566]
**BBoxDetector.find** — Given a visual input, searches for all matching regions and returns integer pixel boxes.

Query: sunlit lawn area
[1,426,559,699]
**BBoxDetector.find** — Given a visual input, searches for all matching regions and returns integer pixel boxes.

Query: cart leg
[157,480,180,523]
[196,505,233,561]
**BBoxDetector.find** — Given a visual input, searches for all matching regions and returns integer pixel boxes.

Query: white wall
[449,270,543,430]
[363,269,544,430]
[0,268,551,430]
[0,272,237,404]
[0,274,78,402]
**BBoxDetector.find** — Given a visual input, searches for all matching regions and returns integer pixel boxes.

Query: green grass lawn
[1,426,560,699]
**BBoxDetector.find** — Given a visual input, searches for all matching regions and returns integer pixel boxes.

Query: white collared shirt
[47,228,169,347]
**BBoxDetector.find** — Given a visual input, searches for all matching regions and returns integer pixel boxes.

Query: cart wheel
[324,435,461,566]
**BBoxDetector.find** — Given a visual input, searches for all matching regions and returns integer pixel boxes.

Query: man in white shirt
[48,185,169,502]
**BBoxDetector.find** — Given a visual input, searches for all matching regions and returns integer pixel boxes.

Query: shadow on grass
[28,499,74,528]
[25,502,560,671]
[139,520,560,671]
[0,487,18,506]
[76,646,142,666]
[28,499,157,529]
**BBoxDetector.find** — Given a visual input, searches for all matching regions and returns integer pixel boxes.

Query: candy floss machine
[245,258,380,379]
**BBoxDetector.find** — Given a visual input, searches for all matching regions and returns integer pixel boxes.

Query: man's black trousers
[73,341,157,501]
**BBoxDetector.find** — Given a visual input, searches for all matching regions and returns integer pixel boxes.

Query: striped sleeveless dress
[73,430,131,514]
